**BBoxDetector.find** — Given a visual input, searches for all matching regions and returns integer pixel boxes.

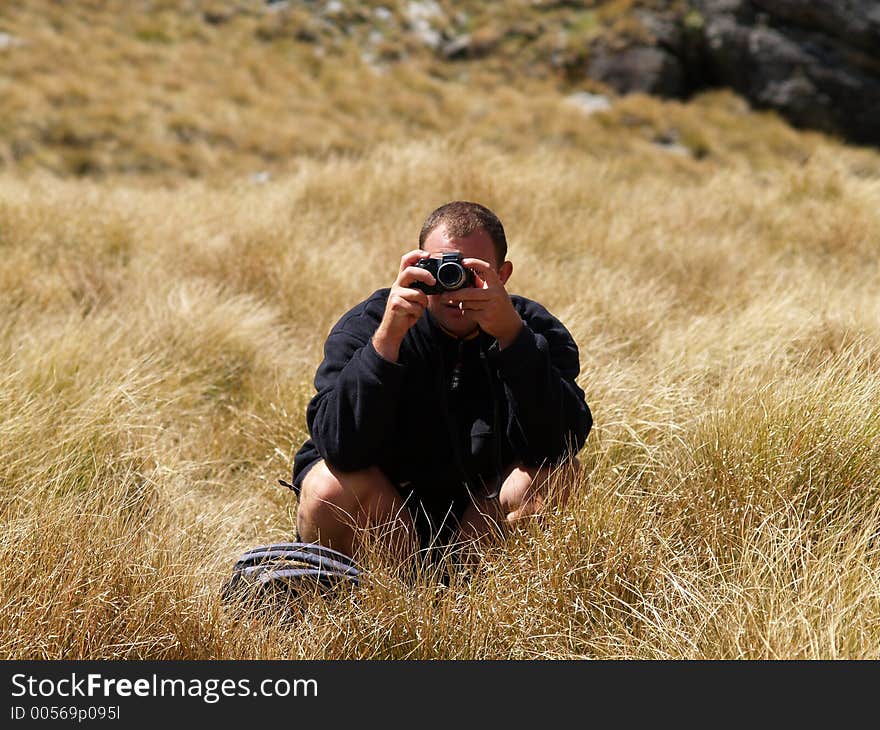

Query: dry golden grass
[1,1,879,659]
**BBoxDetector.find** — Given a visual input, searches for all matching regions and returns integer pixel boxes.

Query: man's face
[421,224,512,338]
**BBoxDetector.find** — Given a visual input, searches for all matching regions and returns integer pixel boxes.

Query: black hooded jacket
[292,288,592,502]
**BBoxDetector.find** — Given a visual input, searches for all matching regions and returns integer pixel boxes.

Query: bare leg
[457,459,580,549]
[296,460,416,560]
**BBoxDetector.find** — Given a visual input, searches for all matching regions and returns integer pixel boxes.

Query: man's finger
[396,286,429,307]
[399,249,431,273]
[397,265,436,288]
[390,297,425,318]
[461,257,501,287]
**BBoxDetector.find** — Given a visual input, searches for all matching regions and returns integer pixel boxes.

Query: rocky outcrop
[248,0,879,145]
[586,0,880,146]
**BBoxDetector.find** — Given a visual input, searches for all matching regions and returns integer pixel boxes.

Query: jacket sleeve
[306,297,407,472]
[492,302,592,465]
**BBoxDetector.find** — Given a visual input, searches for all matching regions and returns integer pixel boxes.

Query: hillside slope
[2,0,878,180]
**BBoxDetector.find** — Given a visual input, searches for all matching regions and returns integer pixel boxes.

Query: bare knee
[297,462,357,535]
[296,461,408,543]
[499,459,579,523]
[298,460,423,560]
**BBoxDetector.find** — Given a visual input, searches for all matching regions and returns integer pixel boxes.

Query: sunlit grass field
[1,1,879,659]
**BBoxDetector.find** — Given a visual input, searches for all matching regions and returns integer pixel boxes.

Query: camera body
[409,252,476,294]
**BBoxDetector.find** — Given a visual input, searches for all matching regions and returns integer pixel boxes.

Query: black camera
[408,252,476,294]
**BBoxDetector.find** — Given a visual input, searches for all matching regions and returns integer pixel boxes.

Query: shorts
[396,482,476,552]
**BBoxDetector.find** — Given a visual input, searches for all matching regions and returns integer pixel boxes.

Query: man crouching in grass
[290,201,592,563]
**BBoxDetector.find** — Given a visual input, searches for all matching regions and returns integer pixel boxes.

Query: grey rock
[636,10,683,49]
[405,0,443,49]
[0,32,22,49]
[751,0,880,53]
[583,0,880,146]
[441,34,473,60]
[440,31,497,61]
[589,45,686,97]
[698,0,880,145]
[655,140,691,156]
[566,91,612,115]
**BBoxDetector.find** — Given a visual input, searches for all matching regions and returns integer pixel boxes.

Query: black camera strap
[438,336,505,500]
[478,341,504,500]
[449,339,465,393]
[438,339,471,492]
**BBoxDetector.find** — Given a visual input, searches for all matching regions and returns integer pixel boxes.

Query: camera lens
[437,262,465,289]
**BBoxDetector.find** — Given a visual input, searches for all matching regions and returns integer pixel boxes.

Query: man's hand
[372,249,435,362]
[447,257,523,349]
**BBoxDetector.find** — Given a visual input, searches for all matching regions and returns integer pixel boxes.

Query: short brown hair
[418,201,507,265]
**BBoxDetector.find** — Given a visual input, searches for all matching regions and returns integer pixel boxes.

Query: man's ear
[498,260,513,286]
